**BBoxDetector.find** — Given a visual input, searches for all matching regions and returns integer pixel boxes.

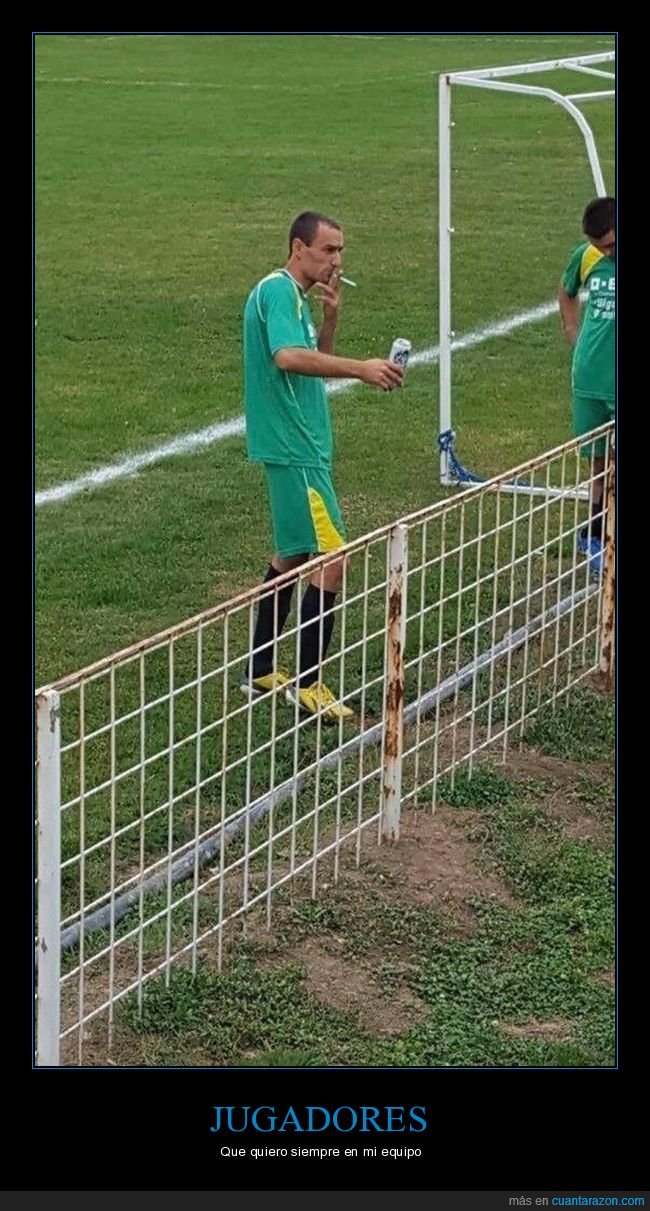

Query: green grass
[35,33,614,685]
[525,685,615,761]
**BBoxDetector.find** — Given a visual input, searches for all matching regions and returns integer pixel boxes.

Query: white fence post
[36,689,61,1067]
[382,524,408,841]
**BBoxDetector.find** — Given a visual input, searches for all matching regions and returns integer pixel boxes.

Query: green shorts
[572,393,615,459]
[264,464,347,557]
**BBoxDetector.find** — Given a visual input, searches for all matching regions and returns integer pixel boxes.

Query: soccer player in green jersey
[241,210,404,722]
[558,196,615,577]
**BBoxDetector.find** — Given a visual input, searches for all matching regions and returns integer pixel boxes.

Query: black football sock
[248,564,295,679]
[298,583,336,688]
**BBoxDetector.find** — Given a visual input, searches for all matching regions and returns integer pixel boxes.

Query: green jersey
[562,242,615,401]
[243,268,332,466]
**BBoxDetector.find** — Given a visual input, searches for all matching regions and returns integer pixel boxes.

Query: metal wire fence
[35,424,615,1065]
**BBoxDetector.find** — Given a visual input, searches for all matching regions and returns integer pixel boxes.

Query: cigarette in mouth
[339,276,357,287]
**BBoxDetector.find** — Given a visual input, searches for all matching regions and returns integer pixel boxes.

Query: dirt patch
[562,816,602,842]
[526,778,611,844]
[490,749,613,845]
[498,1017,574,1041]
[503,748,613,790]
[285,938,427,1036]
[353,805,512,910]
[223,801,514,1035]
[238,796,513,952]
[584,670,615,699]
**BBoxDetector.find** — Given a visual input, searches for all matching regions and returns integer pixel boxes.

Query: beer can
[388,338,411,369]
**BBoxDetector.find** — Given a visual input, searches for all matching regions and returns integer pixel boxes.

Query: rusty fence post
[599,432,615,681]
[382,524,408,841]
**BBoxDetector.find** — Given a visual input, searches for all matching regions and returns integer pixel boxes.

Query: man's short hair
[289,210,341,254]
[582,196,615,240]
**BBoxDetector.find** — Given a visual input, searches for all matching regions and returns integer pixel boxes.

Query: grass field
[35,32,614,686]
[35,34,615,1068]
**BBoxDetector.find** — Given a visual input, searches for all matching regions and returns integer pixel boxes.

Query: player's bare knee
[273,554,309,575]
[312,552,346,594]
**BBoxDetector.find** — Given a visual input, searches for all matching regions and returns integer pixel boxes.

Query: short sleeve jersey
[562,242,615,401]
[243,269,333,466]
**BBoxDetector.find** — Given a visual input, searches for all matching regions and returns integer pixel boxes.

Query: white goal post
[438,51,615,487]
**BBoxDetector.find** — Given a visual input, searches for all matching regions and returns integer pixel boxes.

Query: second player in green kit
[558,196,615,576]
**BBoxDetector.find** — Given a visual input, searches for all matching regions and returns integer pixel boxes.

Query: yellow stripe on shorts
[307,487,345,552]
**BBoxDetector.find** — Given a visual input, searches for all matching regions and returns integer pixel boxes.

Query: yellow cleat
[285,681,354,723]
[240,667,292,699]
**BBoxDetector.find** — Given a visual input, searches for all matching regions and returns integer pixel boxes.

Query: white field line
[35,71,454,90]
[330,35,613,43]
[36,51,613,92]
[36,299,558,508]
